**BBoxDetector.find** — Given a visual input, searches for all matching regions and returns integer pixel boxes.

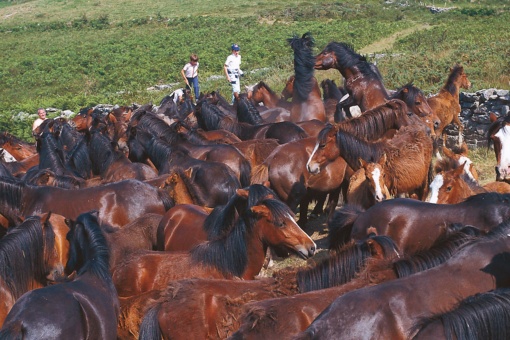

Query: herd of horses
[2,32,510,339]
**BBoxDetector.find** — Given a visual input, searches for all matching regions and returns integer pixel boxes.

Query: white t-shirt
[225,54,241,74]
[182,62,199,78]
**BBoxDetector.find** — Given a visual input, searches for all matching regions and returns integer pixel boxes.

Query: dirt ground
[257,209,332,277]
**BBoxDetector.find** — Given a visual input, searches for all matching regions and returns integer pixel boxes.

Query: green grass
[0,0,509,140]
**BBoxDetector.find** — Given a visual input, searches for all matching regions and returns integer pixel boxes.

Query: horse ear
[359,158,368,169]
[489,112,499,122]
[454,163,465,176]
[251,205,270,218]
[236,188,249,199]
[184,167,193,179]
[379,154,387,165]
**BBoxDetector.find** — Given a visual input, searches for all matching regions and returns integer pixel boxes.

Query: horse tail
[250,163,269,185]
[328,205,365,251]
[157,189,175,211]
[239,157,252,188]
[0,321,23,340]
[139,304,162,340]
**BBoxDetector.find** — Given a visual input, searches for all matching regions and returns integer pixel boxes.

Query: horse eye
[319,143,325,148]
[407,112,413,117]
[415,101,420,106]
[446,186,452,192]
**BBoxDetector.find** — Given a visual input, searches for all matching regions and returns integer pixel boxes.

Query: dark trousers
[186,77,199,101]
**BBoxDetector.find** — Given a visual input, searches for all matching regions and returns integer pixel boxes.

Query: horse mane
[444,64,464,96]
[0,176,25,222]
[65,137,93,179]
[202,192,244,240]
[328,204,366,251]
[321,79,343,100]
[67,212,112,286]
[0,216,48,299]
[336,129,385,170]
[487,113,510,147]
[0,131,31,146]
[191,198,293,277]
[325,41,381,80]
[484,217,510,240]
[296,234,398,293]
[393,226,481,278]
[390,83,424,114]
[37,132,67,175]
[256,81,278,97]
[287,32,315,101]
[236,95,264,125]
[337,99,409,140]
[412,288,510,339]
[88,130,125,176]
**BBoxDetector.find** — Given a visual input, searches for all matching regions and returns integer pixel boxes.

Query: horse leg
[452,114,464,145]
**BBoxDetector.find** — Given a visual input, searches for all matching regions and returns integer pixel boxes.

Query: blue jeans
[186,77,199,101]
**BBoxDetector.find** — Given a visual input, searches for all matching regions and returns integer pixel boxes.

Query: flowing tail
[138,304,162,340]
[328,205,365,251]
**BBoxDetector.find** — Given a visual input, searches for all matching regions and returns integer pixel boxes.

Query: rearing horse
[314,41,389,112]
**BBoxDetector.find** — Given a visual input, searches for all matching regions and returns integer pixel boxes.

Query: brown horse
[328,192,510,254]
[314,41,389,112]
[428,64,472,153]
[488,111,510,182]
[157,184,275,251]
[294,219,510,339]
[0,176,173,228]
[427,161,510,204]
[0,213,69,325]
[0,212,119,340]
[348,160,392,208]
[0,131,37,160]
[283,33,326,123]
[111,198,316,297]
[307,122,433,200]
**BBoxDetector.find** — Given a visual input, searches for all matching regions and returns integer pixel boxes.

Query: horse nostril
[434,121,440,128]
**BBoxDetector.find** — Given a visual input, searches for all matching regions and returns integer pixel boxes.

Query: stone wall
[443,89,510,149]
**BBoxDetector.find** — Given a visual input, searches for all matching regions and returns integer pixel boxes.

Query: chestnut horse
[427,161,510,204]
[0,213,69,325]
[488,111,510,182]
[428,64,472,153]
[157,184,275,251]
[314,41,389,112]
[0,212,119,339]
[294,219,510,339]
[111,198,316,297]
[328,192,510,254]
[282,32,326,123]
[307,123,433,200]
[347,160,392,208]
[0,131,37,160]
[0,176,172,228]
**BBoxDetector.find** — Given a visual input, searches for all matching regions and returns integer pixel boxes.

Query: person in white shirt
[32,108,47,132]
[224,44,243,104]
[180,53,200,103]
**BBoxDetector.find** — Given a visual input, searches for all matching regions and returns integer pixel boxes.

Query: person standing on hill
[224,44,243,104]
[181,53,200,103]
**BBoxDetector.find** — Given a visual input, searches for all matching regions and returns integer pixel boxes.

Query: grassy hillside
[0,0,509,141]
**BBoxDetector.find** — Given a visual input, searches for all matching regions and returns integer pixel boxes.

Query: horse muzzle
[295,243,316,259]
[307,163,321,175]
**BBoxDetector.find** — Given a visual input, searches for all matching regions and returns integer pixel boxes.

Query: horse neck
[242,222,266,279]
[337,131,384,170]
[0,179,28,225]
[38,135,67,174]
[259,87,281,108]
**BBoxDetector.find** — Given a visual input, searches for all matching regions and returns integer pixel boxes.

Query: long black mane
[321,79,343,100]
[297,235,399,293]
[324,42,382,81]
[390,83,427,117]
[88,130,125,177]
[37,132,68,176]
[0,176,25,225]
[0,216,51,299]
[65,137,93,179]
[236,94,264,125]
[191,198,294,277]
[288,32,315,101]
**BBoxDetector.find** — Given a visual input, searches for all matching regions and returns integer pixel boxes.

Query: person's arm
[224,64,231,83]
[181,65,190,87]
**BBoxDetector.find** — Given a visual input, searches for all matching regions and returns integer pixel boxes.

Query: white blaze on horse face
[427,174,444,204]
[0,148,17,162]
[307,143,321,174]
[370,167,384,202]
[458,156,476,182]
[495,126,510,180]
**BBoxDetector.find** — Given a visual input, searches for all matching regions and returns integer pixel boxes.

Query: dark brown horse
[307,122,433,200]
[428,64,472,153]
[0,176,173,228]
[328,192,510,254]
[281,33,326,123]
[294,219,510,339]
[0,212,119,339]
[111,198,316,297]
[0,213,69,325]
[314,41,389,112]
[488,111,510,182]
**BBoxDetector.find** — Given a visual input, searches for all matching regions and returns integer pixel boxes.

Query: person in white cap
[224,43,243,104]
